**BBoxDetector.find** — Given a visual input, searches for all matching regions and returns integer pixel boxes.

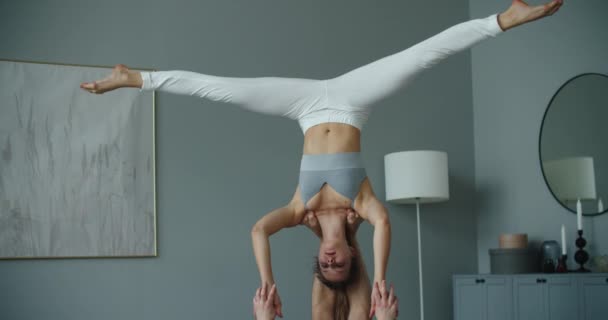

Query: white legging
[141,14,503,133]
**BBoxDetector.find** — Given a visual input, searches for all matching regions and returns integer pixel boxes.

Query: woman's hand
[346,209,364,235]
[498,0,563,31]
[300,211,322,239]
[272,286,283,318]
[369,280,399,320]
[253,283,278,320]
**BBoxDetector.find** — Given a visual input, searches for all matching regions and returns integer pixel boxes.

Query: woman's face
[317,241,354,282]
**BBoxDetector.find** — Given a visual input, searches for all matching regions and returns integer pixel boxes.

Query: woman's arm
[354,179,391,319]
[251,204,302,285]
[355,180,391,283]
[251,203,304,318]
[352,199,390,319]
[364,199,391,283]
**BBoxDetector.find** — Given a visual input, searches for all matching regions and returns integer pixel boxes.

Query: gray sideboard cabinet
[453,274,608,320]
[453,275,512,320]
[513,275,578,320]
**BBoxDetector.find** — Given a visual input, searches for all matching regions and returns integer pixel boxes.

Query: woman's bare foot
[498,0,563,31]
[80,64,142,94]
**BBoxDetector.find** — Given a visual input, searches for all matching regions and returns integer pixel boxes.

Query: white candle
[577,199,582,231]
[599,198,604,213]
[561,225,566,255]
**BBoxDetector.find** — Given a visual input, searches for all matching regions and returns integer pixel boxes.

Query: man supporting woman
[80,1,564,318]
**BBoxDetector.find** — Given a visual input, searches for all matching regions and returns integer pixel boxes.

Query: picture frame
[0,59,157,259]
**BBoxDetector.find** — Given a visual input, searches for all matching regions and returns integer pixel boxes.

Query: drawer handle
[605,278,608,283]
[537,278,547,283]
[476,278,485,284]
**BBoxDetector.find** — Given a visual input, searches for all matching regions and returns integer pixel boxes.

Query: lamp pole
[384,150,449,320]
[416,197,424,320]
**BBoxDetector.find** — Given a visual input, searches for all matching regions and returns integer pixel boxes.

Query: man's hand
[370,280,398,320]
[253,283,278,320]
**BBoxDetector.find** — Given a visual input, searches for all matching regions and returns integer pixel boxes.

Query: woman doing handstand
[81,1,563,318]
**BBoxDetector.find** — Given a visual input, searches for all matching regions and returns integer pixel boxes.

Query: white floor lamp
[384,150,450,320]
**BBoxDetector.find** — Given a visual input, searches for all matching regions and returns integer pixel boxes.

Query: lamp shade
[543,157,597,201]
[384,150,449,204]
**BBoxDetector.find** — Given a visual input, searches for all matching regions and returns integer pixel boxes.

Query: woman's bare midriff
[301,123,368,211]
[303,123,361,154]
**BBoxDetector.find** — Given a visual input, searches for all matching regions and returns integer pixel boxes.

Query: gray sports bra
[299,152,367,208]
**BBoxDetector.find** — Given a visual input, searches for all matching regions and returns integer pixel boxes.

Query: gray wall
[0,0,481,319]
[470,0,608,273]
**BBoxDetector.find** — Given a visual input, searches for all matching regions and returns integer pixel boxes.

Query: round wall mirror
[540,73,608,216]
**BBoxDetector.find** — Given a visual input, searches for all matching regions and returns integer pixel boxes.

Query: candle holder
[574,230,590,272]
[555,254,568,273]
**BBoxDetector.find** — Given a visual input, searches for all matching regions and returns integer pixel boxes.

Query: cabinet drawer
[580,276,608,320]
[453,276,511,320]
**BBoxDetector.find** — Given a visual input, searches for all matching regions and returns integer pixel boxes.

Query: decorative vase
[540,240,561,273]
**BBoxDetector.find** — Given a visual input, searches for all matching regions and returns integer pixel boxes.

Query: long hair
[313,229,360,320]
[313,256,357,320]
[334,288,349,320]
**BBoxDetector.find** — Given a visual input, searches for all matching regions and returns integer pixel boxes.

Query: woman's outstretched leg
[80,1,561,120]
[326,0,563,109]
[81,66,326,120]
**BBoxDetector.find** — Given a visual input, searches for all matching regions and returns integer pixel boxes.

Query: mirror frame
[539,72,608,217]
